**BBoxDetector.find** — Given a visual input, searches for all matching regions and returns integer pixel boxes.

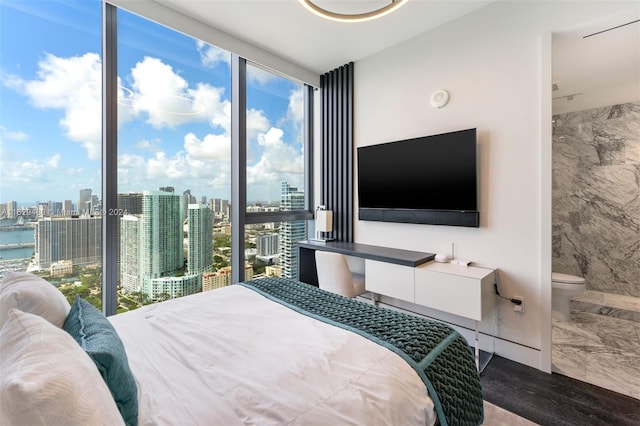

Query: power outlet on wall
[512,296,525,313]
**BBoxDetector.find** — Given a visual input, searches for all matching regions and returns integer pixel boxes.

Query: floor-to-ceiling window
[0,0,313,314]
[0,0,103,308]
[115,8,232,310]
[245,64,309,280]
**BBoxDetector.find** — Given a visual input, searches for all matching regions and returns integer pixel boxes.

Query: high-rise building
[78,188,92,215]
[35,216,101,269]
[182,190,196,219]
[120,191,202,301]
[48,201,62,217]
[140,191,184,286]
[37,203,48,218]
[1,201,17,219]
[212,198,229,215]
[63,200,73,216]
[256,233,279,256]
[120,215,142,294]
[118,193,143,215]
[279,182,307,279]
[116,193,143,293]
[90,195,99,214]
[187,203,213,275]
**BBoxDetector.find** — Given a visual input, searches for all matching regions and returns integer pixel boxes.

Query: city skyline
[0,187,276,216]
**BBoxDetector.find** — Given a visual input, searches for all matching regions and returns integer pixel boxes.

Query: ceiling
[552,8,640,114]
[153,0,494,74]
[150,0,638,112]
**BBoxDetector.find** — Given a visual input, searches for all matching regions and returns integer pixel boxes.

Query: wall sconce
[313,205,333,243]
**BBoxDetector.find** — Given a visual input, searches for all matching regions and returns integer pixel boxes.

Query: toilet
[552,272,586,321]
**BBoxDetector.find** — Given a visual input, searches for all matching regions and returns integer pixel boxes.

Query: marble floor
[571,290,640,323]
[552,293,640,399]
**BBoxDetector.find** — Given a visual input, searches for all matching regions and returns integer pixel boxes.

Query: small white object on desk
[450,259,470,266]
[434,253,451,263]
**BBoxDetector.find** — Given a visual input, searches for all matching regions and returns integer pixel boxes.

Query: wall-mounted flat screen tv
[357,128,479,227]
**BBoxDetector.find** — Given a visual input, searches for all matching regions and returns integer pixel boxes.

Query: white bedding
[109,285,436,425]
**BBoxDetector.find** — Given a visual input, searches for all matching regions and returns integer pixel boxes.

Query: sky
[0,0,306,207]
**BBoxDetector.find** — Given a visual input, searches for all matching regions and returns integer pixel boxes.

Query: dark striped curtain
[320,62,354,242]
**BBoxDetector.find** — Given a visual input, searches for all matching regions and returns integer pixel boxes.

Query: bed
[0,272,484,426]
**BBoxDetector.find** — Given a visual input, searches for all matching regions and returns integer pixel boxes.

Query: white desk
[298,240,496,371]
[366,259,496,371]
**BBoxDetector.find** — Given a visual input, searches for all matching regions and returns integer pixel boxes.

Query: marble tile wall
[552,102,640,297]
[552,311,640,399]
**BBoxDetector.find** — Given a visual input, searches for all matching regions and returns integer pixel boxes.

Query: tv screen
[357,128,479,227]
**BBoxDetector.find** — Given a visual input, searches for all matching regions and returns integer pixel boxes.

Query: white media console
[298,240,496,370]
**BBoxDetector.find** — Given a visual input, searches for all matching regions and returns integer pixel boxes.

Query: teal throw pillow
[63,296,138,426]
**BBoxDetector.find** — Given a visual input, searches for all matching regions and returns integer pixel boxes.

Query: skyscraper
[35,216,101,269]
[63,200,73,216]
[1,201,17,219]
[279,182,306,279]
[212,198,229,217]
[182,189,196,219]
[118,193,143,215]
[120,215,141,294]
[120,191,205,301]
[140,191,184,284]
[78,188,92,215]
[187,203,213,275]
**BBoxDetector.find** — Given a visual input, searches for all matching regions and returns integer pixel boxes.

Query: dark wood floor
[480,356,640,425]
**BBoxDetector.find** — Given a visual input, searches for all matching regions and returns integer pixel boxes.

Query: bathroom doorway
[550,10,640,399]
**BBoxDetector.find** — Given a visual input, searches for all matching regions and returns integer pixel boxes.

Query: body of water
[0,220,35,260]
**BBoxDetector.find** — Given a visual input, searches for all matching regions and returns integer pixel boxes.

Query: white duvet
[109,285,436,425]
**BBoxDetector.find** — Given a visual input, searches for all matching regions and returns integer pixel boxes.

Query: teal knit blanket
[238,277,484,426]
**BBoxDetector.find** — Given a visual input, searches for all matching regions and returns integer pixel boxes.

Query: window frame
[102,5,314,315]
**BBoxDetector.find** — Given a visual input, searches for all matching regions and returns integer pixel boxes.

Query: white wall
[354,0,637,370]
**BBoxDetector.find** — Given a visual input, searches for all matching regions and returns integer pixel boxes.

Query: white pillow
[0,309,125,426]
[0,272,70,329]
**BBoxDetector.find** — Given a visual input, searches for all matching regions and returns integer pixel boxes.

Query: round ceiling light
[298,0,408,23]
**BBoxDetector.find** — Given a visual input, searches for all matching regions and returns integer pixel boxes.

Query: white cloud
[115,125,303,201]
[287,87,304,125]
[146,151,187,180]
[135,138,162,152]
[247,66,278,85]
[46,154,61,168]
[7,52,232,162]
[117,145,232,196]
[66,168,85,175]
[247,127,304,188]
[196,41,230,68]
[247,108,270,139]
[0,126,28,142]
[3,48,303,202]
[116,124,303,200]
[0,154,61,185]
[125,57,230,133]
[20,52,102,160]
[190,83,230,133]
[129,57,190,128]
[184,132,230,161]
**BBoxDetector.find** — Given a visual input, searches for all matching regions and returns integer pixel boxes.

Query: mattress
[109,283,438,425]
